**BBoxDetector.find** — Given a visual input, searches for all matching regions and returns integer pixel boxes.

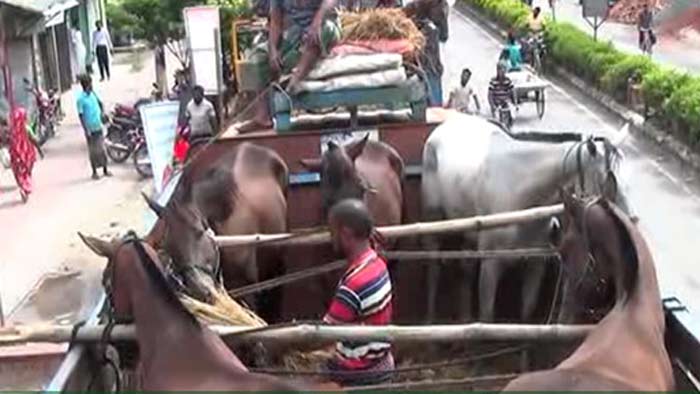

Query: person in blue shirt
[505,32,523,72]
[77,75,111,180]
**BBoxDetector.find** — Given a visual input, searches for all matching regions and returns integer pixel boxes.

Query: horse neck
[613,216,665,335]
[513,142,582,205]
[121,258,229,372]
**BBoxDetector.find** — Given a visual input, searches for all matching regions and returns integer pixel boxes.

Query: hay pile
[340,9,425,51]
[180,284,267,327]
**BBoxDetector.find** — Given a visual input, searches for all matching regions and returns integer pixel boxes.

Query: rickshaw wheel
[536,90,546,118]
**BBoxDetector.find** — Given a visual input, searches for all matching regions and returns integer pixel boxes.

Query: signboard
[582,0,609,18]
[139,101,180,194]
[319,129,379,154]
[183,6,221,95]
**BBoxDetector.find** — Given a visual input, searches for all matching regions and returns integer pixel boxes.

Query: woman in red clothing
[8,107,37,202]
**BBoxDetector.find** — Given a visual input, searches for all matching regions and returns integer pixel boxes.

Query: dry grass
[340,9,425,51]
[179,284,267,327]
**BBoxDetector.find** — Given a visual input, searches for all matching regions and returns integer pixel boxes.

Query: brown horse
[503,188,673,391]
[77,232,309,391]
[300,135,404,225]
[146,142,288,318]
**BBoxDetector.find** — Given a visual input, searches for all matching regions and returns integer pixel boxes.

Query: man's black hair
[329,198,374,239]
[193,85,204,94]
[79,74,92,89]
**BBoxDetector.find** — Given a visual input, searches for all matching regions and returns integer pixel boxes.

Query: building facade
[0,0,106,121]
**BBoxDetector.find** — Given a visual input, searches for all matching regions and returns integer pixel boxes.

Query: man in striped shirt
[323,199,394,386]
[488,62,515,116]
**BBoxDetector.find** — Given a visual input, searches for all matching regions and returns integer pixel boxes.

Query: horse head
[143,193,220,303]
[78,231,169,322]
[566,124,636,222]
[549,182,638,324]
[300,134,372,215]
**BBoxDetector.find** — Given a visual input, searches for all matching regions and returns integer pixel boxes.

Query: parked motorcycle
[23,78,60,145]
[132,130,152,179]
[104,85,159,163]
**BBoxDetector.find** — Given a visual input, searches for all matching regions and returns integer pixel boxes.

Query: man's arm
[208,103,219,135]
[307,0,338,45]
[472,90,481,112]
[268,4,284,75]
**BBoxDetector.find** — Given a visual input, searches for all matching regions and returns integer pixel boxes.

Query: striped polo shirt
[324,247,393,371]
[489,76,514,105]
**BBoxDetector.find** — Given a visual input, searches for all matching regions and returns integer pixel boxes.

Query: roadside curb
[455,1,700,172]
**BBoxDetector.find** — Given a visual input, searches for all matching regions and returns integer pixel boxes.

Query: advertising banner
[139,101,180,194]
[183,6,221,95]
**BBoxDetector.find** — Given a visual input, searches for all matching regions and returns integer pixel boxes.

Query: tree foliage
[107,0,254,69]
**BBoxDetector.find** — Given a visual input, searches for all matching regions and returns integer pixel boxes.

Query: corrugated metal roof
[0,0,43,13]
[0,0,75,14]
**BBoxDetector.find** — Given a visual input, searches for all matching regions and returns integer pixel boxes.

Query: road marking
[454,9,700,200]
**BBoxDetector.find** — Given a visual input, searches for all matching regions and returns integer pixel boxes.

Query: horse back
[503,369,636,392]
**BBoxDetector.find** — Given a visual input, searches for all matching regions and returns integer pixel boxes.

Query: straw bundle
[340,9,425,50]
[282,349,334,371]
[179,284,267,327]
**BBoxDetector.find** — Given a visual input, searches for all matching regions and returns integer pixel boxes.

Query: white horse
[421,112,634,322]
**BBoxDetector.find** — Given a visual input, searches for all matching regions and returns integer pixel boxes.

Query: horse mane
[599,200,639,302]
[132,241,201,329]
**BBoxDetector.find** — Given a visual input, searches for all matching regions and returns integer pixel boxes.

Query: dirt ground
[0,49,168,325]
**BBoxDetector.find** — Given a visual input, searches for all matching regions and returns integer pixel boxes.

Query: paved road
[542,0,700,73]
[443,9,700,313]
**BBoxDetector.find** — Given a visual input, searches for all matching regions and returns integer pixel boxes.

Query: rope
[344,372,520,391]
[249,344,527,376]
[229,248,558,299]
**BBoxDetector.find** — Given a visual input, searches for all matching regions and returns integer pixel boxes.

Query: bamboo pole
[0,322,592,347]
[229,248,558,298]
[214,204,564,248]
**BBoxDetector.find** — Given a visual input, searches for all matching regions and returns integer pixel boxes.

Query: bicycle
[640,28,654,56]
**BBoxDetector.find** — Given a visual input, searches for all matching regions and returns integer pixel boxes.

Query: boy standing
[77,75,111,180]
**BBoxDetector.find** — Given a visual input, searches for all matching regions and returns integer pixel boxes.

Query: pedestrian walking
[91,21,112,81]
[77,75,111,180]
[7,108,37,203]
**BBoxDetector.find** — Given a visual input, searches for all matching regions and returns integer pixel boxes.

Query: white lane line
[454,9,700,199]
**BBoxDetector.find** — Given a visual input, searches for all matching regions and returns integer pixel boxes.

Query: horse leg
[478,229,516,322]
[520,259,547,322]
[478,259,503,322]
[242,247,260,311]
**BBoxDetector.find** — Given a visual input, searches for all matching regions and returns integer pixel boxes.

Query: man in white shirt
[186,85,218,145]
[92,21,112,81]
[447,68,481,114]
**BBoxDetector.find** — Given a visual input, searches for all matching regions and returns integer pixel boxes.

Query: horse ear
[548,217,562,247]
[346,134,370,161]
[560,187,578,214]
[299,158,322,172]
[327,141,339,151]
[602,170,618,201]
[78,232,115,258]
[586,138,598,157]
[142,192,165,217]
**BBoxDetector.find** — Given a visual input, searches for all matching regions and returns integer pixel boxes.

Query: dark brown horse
[146,142,288,317]
[300,135,404,225]
[77,233,310,391]
[503,188,673,391]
